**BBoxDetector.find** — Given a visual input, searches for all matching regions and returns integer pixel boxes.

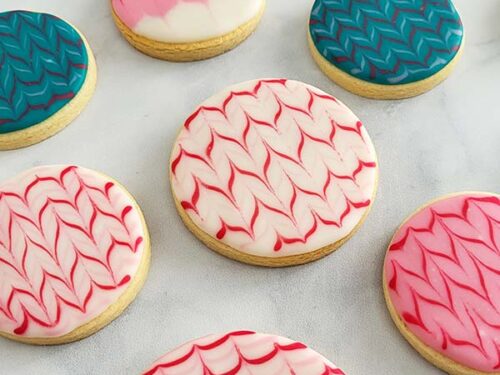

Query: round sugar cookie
[170,79,378,267]
[0,11,97,150]
[111,0,266,61]
[0,165,150,345]
[384,192,500,374]
[143,331,346,375]
[308,0,464,99]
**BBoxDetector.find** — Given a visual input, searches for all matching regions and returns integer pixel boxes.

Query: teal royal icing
[309,0,464,85]
[0,11,88,134]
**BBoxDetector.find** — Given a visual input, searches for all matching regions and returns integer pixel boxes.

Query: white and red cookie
[0,165,150,345]
[143,331,345,375]
[384,192,500,374]
[170,79,378,267]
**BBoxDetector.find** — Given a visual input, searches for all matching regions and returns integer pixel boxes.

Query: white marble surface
[1,1,499,374]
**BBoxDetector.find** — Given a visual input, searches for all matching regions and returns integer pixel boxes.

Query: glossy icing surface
[309,0,464,85]
[112,0,264,43]
[0,11,88,134]
[385,193,500,372]
[143,331,345,375]
[171,79,377,257]
[0,166,146,338]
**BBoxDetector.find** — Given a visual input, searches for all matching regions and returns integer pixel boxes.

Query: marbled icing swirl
[0,166,146,338]
[385,193,500,372]
[144,331,345,375]
[171,79,377,257]
[309,0,463,84]
[0,11,88,134]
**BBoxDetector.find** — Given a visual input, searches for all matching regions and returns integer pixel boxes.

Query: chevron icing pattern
[0,166,146,338]
[309,0,463,85]
[171,79,378,257]
[385,193,500,372]
[0,11,88,134]
[144,331,345,375]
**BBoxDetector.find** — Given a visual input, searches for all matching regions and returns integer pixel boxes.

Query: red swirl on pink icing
[385,193,500,372]
[0,166,146,338]
[143,331,345,375]
[171,79,377,257]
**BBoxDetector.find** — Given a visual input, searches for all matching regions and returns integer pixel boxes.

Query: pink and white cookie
[384,192,500,374]
[170,79,378,267]
[0,165,150,345]
[111,0,266,61]
[143,331,346,375]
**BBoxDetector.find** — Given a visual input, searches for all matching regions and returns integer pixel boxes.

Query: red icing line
[385,193,500,371]
[144,331,345,375]
[0,166,145,338]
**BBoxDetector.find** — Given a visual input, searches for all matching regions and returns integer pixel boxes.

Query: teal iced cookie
[0,11,96,149]
[308,0,464,99]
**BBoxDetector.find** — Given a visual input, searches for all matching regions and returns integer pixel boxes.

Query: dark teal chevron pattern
[309,0,463,85]
[0,11,88,134]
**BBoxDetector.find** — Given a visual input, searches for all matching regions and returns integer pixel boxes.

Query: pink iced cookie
[0,165,150,344]
[143,331,345,375]
[111,0,264,43]
[170,79,378,267]
[384,193,500,374]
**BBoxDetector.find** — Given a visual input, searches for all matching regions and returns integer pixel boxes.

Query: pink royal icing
[112,0,209,29]
[385,193,500,372]
[170,79,378,257]
[0,166,146,338]
[143,331,345,375]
